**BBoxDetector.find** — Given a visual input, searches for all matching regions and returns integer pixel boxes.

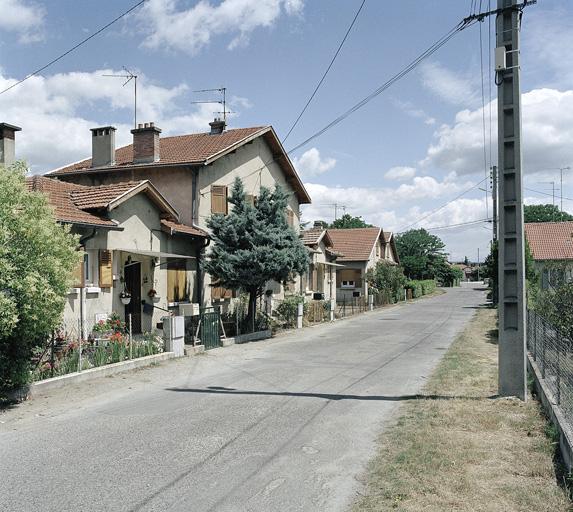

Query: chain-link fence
[527,309,573,422]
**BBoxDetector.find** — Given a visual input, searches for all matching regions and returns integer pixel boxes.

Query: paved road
[0,284,485,512]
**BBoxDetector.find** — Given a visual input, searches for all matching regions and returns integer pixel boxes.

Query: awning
[116,248,195,259]
[322,261,345,267]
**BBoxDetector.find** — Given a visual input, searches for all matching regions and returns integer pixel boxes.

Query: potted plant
[120,290,131,305]
[148,288,160,303]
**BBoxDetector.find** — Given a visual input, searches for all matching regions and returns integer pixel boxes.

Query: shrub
[365,262,407,303]
[406,279,436,298]
[275,294,306,327]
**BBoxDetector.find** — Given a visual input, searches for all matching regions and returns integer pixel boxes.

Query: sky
[1,0,573,262]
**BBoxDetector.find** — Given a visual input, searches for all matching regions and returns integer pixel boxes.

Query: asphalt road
[0,284,485,512]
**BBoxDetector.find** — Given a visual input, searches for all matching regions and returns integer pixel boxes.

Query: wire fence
[527,309,573,423]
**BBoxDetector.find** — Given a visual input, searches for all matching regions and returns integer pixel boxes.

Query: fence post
[77,318,82,373]
[50,333,55,378]
[330,298,335,322]
[556,335,562,405]
[129,314,133,360]
[368,294,374,311]
[296,302,303,329]
[542,316,546,379]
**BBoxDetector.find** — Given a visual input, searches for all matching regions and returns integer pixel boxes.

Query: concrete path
[0,284,485,512]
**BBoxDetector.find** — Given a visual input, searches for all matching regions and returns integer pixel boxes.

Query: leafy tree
[365,262,407,302]
[329,214,372,229]
[524,204,573,223]
[0,162,79,393]
[394,229,447,279]
[204,178,309,326]
[435,261,463,286]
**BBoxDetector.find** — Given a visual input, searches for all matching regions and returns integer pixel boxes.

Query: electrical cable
[479,0,489,220]
[0,0,147,96]
[395,177,488,233]
[424,218,490,231]
[281,0,367,144]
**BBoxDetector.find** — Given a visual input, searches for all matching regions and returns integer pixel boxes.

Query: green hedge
[406,279,437,298]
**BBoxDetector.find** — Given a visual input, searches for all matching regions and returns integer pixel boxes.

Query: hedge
[406,279,437,298]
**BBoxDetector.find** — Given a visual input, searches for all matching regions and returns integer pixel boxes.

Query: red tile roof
[26,176,117,227]
[161,219,208,238]
[50,127,267,174]
[327,227,382,262]
[525,222,573,261]
[47,125,312,204]
[70,182,144,209]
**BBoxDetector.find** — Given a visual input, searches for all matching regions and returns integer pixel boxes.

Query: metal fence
[527,309,573,421]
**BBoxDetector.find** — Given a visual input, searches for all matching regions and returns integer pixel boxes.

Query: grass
[353,307,571,512]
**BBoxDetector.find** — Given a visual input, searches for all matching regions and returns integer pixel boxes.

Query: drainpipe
[190,166,210,306]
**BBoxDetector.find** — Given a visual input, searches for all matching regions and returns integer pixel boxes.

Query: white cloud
[137,0,303,55]
[384,166,416,181]
[422,88,573,176]
[0,0,45,42]
[292,148,336,177]
[0,69,248,172]
[419,61,479,107]
[392,99,435,125]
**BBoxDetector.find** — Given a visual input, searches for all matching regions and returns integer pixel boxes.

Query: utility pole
[492,165,498,241]
[496,0,528,400]
[560,166,571,221]
[477,248,480,282]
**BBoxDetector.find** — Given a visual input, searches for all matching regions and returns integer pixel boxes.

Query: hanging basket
[120,296,131,305]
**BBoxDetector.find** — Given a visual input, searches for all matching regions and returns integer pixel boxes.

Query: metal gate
[200,309,221,350]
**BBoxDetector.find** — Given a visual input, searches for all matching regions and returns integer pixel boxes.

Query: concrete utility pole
[496,0,527,400]
[560,167,571,220]
[492,165,498,241]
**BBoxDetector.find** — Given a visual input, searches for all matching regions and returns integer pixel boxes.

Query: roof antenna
[103,67,138,128]
[191,87,232,123]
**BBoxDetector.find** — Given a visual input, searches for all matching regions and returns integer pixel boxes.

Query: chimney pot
[209,117,226,135]
[90,125,116,167]
[0,123,22,167]
[131,122,162,163]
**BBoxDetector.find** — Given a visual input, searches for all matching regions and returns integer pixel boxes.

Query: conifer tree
[204,178,309,326]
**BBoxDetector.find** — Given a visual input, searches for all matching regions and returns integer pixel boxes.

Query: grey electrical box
[495,46,506,70]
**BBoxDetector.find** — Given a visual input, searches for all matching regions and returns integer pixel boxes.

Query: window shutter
[168,260,187,302]
[211,286,222,300]
[286,208,295,227]
[72,251,85,288]
[99,250,113,288]
[223,287,233,299]
[245,194,256,207]
[211,185,228,214]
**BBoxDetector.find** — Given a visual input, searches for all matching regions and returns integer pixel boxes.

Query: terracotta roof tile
[161,219,207,238]
[525,222,573,261]
[50,127,267,175]
[70,181,145,209]
[301,228,324,246]
[327,227,381,262]
[26,176,116,227]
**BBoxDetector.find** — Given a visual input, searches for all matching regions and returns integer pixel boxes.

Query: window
[341,280,356,289]
[337,269,362,289]
[211,185,228,214]
[167,259,188,303]
[245,194,257,206]
[99,250,113,288]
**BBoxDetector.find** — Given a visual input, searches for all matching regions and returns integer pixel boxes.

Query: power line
[525,187,573,202]
[396,177,488,233]
[425,218,490,231]
[0,0,147,96]
[281,0,367,144]
[478,2,489,219]
[286,18,477,155]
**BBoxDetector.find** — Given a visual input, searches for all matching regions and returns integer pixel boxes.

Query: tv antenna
[103,66,138,128]
[191,87,232,123]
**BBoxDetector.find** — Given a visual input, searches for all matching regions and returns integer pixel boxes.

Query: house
[26,175,207,337]
[46,119,311,306]
[300,222,344,300]
[327,227,400,300]
[525,221,573,289]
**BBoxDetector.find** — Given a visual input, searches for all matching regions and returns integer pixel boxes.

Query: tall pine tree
[204,178,309,325]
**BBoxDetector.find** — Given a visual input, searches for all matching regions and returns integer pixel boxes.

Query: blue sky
[1,0,573,261]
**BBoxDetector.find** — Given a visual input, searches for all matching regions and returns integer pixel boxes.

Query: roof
[327,227,382,262]
[48,125,311,204]
[525,221,573,261]
[26,176,117,228]
[301,227,332,247]
[161,219,208,238]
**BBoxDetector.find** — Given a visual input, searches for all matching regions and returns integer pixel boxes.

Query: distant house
[300,222,344,300]
[327,227,400,300]
[26,176,206,336]
[45,119,311,307]
[525,221,573,289]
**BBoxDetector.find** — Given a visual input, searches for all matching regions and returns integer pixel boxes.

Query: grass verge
[353,307,571,512]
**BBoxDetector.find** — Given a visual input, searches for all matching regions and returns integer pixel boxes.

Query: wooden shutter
[99,250,113,288]
[245,194,256,206]
[211,185,228,214]
[211,284,233,300]
[168,260,187,302]
[72,251,85,288]
[338,269,361,287]
[286,208,295,227]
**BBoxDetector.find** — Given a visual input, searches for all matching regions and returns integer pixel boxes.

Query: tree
[329,214,372,229]
[204,178,309,327]
[365,262,407,302]
[435,261,463,287]
[524,204,573,223]
[0,162,79,393]
[394,229,446,279]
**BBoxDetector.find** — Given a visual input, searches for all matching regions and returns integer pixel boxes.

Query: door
[124,262,142,334]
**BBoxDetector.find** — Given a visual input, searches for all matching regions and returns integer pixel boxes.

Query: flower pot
[121,297,131,305]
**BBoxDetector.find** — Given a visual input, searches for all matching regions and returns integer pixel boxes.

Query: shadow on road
[166,387,498,402]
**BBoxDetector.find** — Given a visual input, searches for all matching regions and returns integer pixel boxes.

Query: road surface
[0,284,485,512]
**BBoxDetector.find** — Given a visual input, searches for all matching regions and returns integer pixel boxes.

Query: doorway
[124,261,142,334]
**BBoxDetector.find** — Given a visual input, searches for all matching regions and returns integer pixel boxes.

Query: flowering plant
[147,289,157,298]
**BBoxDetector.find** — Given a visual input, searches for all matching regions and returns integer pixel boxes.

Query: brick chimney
[209,117,226,135]
[0,123,22,167]
[131,122,161,163]
[90,126,116,167]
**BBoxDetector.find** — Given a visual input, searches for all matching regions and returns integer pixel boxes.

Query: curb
[29,352,177,397]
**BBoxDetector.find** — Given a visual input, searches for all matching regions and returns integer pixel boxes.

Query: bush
[275,295,306,327]
[406,279,436,298]
[366,262,407,302]
[533,282,573,341]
